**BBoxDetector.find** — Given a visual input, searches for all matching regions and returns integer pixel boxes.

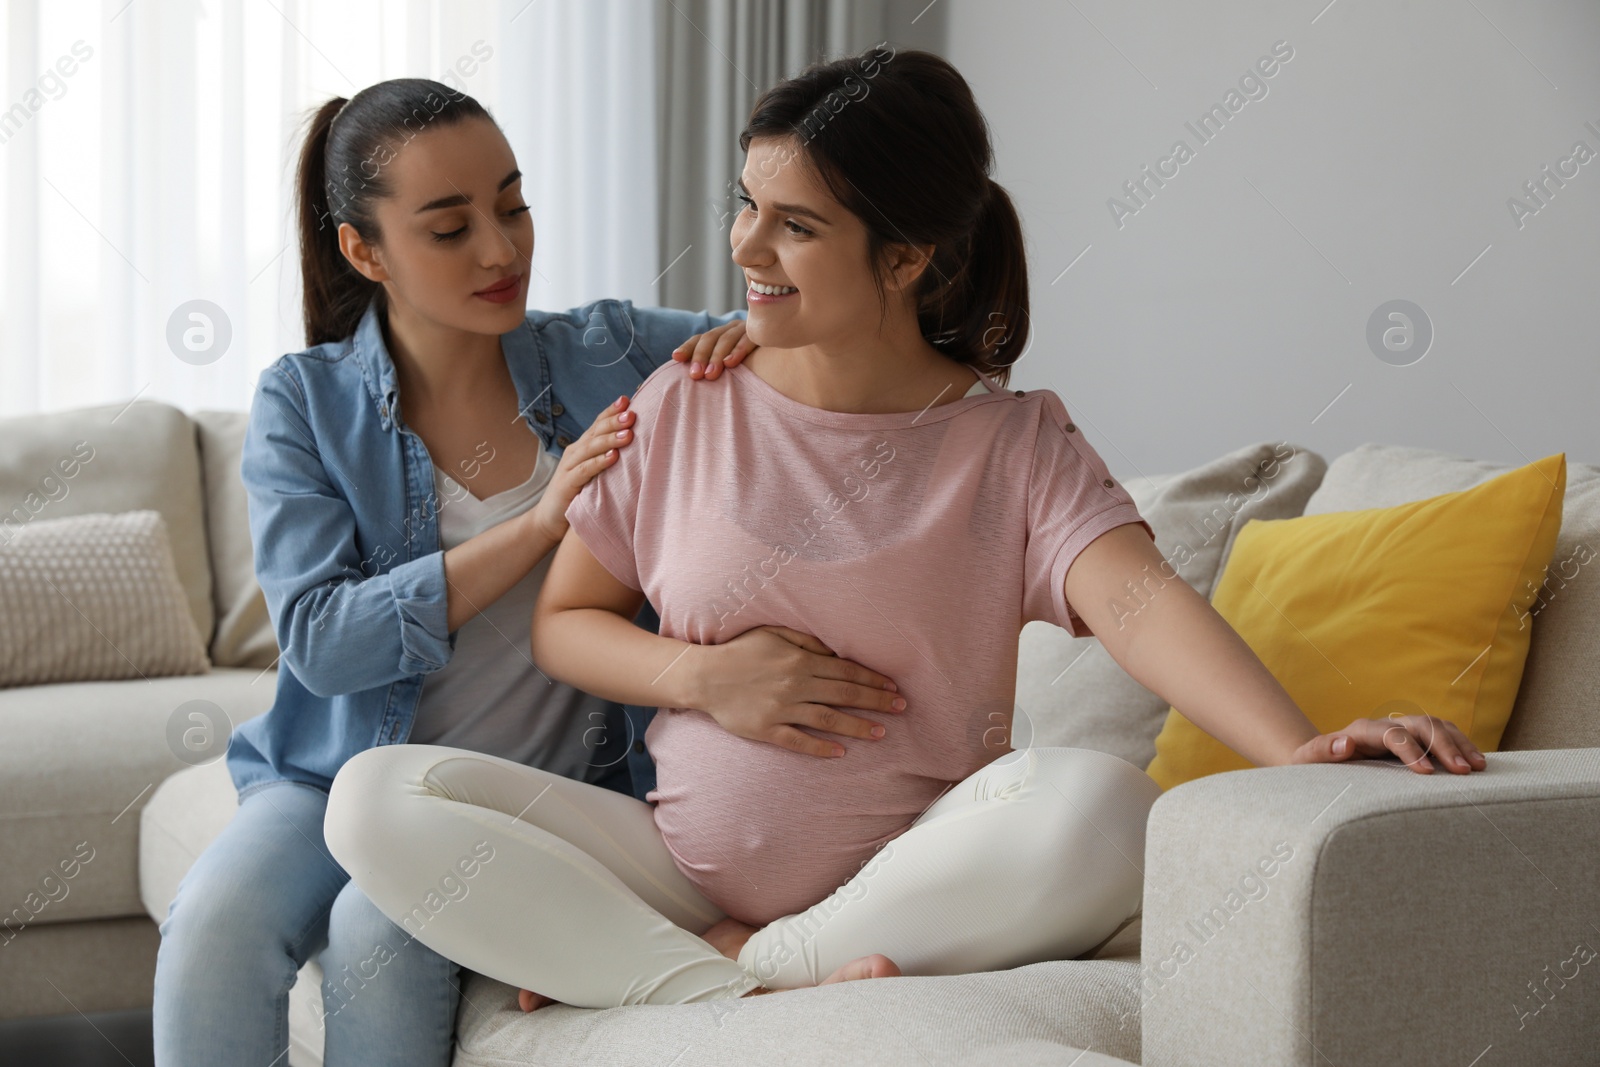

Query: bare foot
[819,954,901,985]
[702,916,901,997]
[702,917,758,960]
[512,918,761,1010]
[741,953,901,997]
[517,988,556,1012]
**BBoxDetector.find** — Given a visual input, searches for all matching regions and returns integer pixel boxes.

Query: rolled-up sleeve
[387,551,453,675]
[241,363,453,697]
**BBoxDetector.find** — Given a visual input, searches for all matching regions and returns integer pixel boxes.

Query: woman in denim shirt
[151,79,897,1066]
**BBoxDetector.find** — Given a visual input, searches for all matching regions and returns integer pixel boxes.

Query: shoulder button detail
[551,402,565,417]
[1103,478,1115,488]
[1014,389,1025,397]
[1064,422,1077,433]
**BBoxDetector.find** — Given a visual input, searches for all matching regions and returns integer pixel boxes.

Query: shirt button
[556,434,573,447]
[1064,422,1077,433]
[533,409,550,424]
[632,739,645,754]
[1014,389,1025,397]
[551,402,565,417]
[1103,478,1115,488]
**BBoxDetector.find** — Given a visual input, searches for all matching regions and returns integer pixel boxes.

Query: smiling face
[338,117,534,336]
[731,136,928,351]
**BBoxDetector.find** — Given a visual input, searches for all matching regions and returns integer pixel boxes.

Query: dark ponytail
[739,47,1030,386]
[294,79,494,347]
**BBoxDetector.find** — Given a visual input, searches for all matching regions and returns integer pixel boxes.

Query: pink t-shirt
[564,358,1153,925]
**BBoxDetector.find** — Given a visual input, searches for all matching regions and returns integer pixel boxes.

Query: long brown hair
[295,79,494,347]
[739,47,1030,386]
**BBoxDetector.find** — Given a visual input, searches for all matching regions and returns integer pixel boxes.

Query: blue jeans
[152,780,462,1067]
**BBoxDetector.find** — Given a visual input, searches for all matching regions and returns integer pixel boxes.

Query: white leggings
[323,743,1160,1008]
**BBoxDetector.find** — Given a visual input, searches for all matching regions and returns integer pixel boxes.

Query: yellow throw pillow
[1145,453,1566,791]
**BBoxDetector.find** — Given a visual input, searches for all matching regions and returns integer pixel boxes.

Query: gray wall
[941,0,1599,480]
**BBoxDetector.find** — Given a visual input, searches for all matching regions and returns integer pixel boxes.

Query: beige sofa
[0,401,278,1022]
[3,399,1596,1066]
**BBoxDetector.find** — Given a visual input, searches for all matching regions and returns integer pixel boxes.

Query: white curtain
[0,0,663,417]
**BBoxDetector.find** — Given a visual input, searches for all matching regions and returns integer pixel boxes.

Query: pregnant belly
[644,708,940,926]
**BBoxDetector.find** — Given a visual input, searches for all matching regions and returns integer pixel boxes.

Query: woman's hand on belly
[683,625,907,758]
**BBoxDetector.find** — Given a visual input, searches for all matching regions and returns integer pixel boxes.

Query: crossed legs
[323,744,1160,1007]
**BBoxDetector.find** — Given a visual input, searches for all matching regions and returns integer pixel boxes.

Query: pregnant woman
[323,49,1487,1009]
[151,79,904,1066]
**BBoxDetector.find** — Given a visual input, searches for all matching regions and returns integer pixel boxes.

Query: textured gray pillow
[1017,441,1328,769]
[1302,443,1600,751]
[0,510,210,687]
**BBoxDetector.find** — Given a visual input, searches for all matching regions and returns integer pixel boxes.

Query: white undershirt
[408,425,621,781]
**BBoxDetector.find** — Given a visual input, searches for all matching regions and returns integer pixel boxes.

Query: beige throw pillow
[0,510,210,687]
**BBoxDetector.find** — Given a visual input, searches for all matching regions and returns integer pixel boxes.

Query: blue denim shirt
[229,294,744,803]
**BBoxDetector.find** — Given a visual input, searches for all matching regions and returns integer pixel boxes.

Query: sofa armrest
[1139,750,1600,1067]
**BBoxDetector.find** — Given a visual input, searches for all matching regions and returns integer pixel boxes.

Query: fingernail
[891,698,906,710]
[832,745,845,757]
[1332,736,1348,755]
[884,681,898,692]
[1419,756,1432,770]
[870,726,885,739]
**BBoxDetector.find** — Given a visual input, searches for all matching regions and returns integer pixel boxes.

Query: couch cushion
[224,960,1143,1067]
[193,410,278,669]
[0,400,212,648]
[275,967,1140,1067]
[1018,441,1326,769]
[451,959,1144,1067]
[1303,444,1600,750]
[0,668,273,927]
